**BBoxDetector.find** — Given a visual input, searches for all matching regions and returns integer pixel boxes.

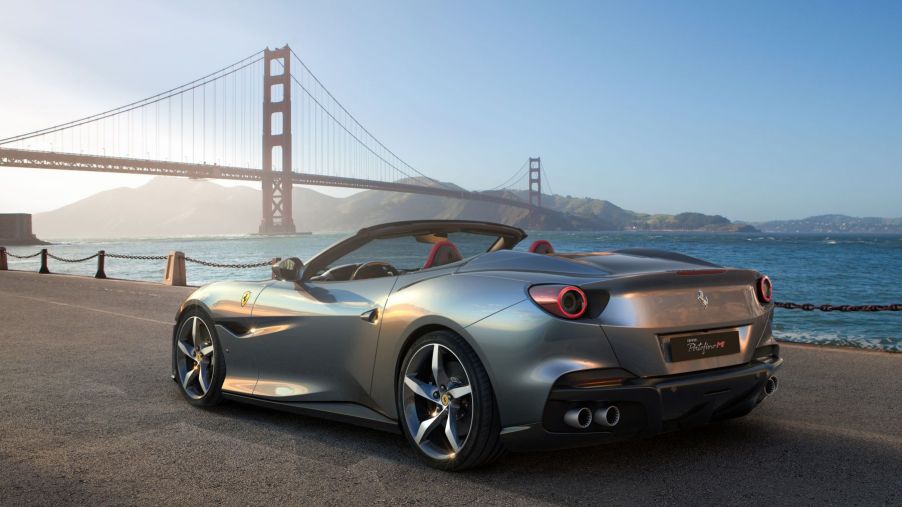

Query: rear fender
[369,272,529,419]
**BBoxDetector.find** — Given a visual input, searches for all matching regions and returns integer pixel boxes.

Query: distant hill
[533,192,755,232]
[753,214,902,234]
[33,177,755,239]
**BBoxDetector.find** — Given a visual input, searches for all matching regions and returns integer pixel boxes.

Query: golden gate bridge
[0,45,549,234]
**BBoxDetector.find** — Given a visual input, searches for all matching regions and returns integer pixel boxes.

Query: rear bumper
[500,358,782,452]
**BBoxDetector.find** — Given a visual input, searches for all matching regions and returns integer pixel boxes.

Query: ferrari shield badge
[240,291,252,308]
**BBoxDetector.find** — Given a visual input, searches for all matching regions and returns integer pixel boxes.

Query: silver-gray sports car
[172,220,782,470]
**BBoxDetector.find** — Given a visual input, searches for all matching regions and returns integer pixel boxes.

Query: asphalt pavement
[1,270,900,505]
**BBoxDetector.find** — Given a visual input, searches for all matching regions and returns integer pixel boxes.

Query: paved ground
[0,270,900,506]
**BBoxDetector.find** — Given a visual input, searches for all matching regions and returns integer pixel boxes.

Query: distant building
[0,214,47,245]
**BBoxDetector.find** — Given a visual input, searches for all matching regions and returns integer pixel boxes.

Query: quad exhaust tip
[594,405,621,427]
[764,376,779,397]
[564,407,593,429]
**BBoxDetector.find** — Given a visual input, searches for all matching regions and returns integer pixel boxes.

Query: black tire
[172,307,225,407]
[397,330,505,471]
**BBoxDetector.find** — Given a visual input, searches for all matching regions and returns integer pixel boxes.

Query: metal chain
[7,250,269,268]
[105,253,168,261]
[46,252,99,263]
[5,250,42,259]
[775,302,902,312]
[184,256,272,269]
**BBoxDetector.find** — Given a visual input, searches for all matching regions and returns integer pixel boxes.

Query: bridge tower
[259,45,296,234]
[528,157,542,208]
[528,157,542,227]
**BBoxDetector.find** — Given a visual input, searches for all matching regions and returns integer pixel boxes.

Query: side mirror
[272,257,303,282]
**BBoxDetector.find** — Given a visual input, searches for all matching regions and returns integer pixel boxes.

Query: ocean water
[4,231,900,352]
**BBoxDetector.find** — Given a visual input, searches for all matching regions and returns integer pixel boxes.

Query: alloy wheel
[402,343,474,460]
[175,316,216,399]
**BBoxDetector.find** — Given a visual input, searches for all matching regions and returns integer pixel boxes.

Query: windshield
[328,232,500,272]
[306,230,509,282]
[302,221,526,282]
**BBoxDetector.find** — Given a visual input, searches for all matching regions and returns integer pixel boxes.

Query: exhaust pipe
[594,405,621,427]
[764,376,779,397]
[563,407,593,429]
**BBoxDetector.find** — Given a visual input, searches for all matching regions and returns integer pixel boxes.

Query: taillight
[528,285,588,319]
[757,276,773,304]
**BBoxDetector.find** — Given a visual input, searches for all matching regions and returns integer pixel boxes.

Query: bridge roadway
[0,270,899,505]
[0,148,539,211]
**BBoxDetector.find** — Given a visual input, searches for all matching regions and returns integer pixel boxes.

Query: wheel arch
[393,323,452,390]
[392,320,500,414]
[174,299,214,322]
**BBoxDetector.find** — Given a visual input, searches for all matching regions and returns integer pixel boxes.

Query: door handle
[360,308,379,324]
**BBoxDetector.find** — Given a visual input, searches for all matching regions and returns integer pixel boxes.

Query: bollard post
[39,249,50,274]
[95,250,107,279]
[163,251,187,286]
[0,247,7,271]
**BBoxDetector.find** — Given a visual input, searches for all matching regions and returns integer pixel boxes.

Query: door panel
[248,276,397,404]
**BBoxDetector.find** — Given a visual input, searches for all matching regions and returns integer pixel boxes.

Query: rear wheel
[397,330,504,471]
[172,308,225,406]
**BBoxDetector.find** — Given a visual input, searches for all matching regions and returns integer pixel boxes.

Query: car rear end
[474,252,782,451]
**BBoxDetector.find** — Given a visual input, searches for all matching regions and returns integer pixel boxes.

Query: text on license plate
[669,331,740,362]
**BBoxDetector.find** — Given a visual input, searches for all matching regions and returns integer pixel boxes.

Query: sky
[0,0,900,222]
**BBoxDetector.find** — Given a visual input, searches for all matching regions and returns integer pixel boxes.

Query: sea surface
[4,231,900,352]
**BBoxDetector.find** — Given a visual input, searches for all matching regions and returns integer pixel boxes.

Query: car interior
[309,236,556,282]
[309,238,466,282]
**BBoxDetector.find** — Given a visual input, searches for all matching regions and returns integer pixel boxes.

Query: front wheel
[397,330,505,471]
[172,308,225,406]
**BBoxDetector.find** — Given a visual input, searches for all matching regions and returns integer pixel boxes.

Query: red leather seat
[423,240,463,269]
[528,240,555,254]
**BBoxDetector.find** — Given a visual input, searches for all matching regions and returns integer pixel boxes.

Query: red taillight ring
[557,286,588,319]
[758,276,773,303]
[528,284,589,319]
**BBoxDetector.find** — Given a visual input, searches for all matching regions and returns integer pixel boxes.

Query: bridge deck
[0,147,539,210]
[0,270,899,505]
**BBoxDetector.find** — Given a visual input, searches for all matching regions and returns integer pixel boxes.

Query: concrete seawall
[0,270,899,504]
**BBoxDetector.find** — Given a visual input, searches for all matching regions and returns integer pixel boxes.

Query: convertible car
[172,220,782,470]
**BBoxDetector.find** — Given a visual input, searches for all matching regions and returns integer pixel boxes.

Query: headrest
[528,240,555,255]
[423,240,462,269]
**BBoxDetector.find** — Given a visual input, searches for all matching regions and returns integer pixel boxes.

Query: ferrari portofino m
[172,220,782,470]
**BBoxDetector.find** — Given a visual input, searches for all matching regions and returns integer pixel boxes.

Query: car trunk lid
[584,269,771,377]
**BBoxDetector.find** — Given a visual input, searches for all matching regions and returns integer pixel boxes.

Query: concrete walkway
[1,270,899,505]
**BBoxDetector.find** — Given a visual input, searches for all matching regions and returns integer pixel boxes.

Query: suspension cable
[0,50,263,145]
[289,73,421,183]
[487,159,529,191]
[541,161,554,196]
[287,49,453,189]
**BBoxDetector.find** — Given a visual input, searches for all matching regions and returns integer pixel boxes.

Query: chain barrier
[775,302,902,312]
[6,250,42,259]
[184,256,272,269]
[3,248,269,268]
[46,252,99,263]
[105,253,168,261]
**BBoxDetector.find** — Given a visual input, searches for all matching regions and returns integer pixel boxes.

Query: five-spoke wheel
[398,331,504,470]
[173,311,223,405]
[402,343,474,460]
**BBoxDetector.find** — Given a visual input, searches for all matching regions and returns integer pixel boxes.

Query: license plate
[669,331,740,362]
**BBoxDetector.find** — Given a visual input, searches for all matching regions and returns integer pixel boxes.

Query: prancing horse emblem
[697,289,709,309]
[241,291,252,308]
